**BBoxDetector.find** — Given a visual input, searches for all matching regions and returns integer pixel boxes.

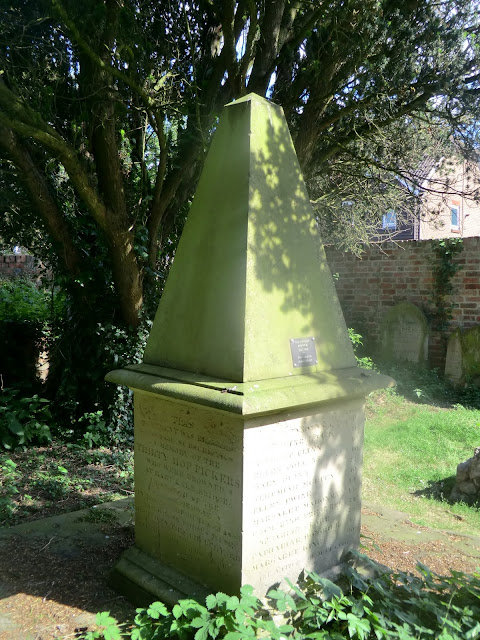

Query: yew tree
[0,0,479,420]
[1,0,479,325]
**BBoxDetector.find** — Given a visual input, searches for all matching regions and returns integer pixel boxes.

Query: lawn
[363,387,480,535]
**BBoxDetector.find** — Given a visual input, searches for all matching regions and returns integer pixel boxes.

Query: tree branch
[0,124,82,278]
[0,78,108,229]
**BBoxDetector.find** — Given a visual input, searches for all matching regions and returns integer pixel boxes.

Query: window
[382,210,396,230]
[451,204,459,230]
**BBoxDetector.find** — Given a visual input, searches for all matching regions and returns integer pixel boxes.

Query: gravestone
[445,329,463,385]
[381,302,429,364]
[445,326,480,385]
[107,94,392,604]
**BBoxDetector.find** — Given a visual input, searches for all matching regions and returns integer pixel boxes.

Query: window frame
[382,210,397,231]
[451,202,460,231]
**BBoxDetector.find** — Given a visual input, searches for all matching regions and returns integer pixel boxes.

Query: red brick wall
[0,254,38,278]
[325,237,480,369]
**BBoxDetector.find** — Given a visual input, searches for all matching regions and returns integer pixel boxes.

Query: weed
[349,327,375,370]
[0,389,53,449]
[0,457,21,521]
[76,507,118,524]
[81,561,480,640]
[0,444,134,526]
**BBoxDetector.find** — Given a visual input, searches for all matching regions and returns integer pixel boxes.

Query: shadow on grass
[411,475,480,508]
[411,475,456,502]
[374,361,480,410]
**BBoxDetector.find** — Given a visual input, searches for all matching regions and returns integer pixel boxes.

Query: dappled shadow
[142,94,356,382]
[411,475,479,507]
[0,446,136,635]
[300,399,364,575]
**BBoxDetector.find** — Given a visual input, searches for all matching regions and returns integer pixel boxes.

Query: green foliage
[0,388,53,449]
[80,410,109,448]
[430,239,464,333]
[0,276,65,389]
[80,564,480,639]
[349,328,375,370]
[0,277,54,323]
[48,307,153,443]
[0,457,21,521]
[0,444,133,526]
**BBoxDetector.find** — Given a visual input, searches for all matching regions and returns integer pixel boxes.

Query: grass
[364,386,480,535]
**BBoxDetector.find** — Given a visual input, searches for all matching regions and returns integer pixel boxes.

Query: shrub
[0,388,53,449]
[82,560,480,639]
[0,277,64,388]
[349,328,375,370]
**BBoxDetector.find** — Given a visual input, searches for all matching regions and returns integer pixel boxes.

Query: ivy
[430,239,464,334]
[81,560,480,640]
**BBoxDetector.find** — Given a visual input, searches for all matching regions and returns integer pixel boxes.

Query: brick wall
[0,254,38,278]
[325,237,480,368]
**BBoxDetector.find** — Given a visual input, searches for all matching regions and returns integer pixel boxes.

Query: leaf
[226,596,240,610]
[318,578,343,601]
[146,601,169,619]
[104,626,122,640]
[7,416,23,436]
[206,594,217,610]
[285,577,308,601]
[95,612,117,627]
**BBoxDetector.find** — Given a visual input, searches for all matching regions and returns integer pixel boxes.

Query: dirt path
[0,499,479,639]
[0,500,136,640]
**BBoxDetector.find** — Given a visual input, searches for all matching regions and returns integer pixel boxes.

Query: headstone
[445,329,463,385]
[106,94,392,605]
[381,302,429,364]
[445,325,480,385]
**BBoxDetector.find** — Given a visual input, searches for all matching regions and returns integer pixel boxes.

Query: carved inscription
[242,402,364,586]
[134,394,242,584]
[392,318,424,362]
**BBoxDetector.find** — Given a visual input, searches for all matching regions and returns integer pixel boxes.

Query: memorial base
[106,364,393,601]
[110,547,210,607]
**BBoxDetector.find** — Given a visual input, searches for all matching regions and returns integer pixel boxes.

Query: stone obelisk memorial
[107,94,391,604]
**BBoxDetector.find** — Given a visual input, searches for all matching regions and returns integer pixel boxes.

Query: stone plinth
[107,365,389,602]
[381,302,429,364]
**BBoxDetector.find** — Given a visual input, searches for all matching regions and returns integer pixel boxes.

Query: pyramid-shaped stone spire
[143,94,355,382]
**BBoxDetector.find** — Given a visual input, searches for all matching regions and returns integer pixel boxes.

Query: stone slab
[445,325,480,385]
[241,398,364,593]
[381,302,428,364]
[133,393,243,593]
[106,364,393,417]
[445,329,463,385]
